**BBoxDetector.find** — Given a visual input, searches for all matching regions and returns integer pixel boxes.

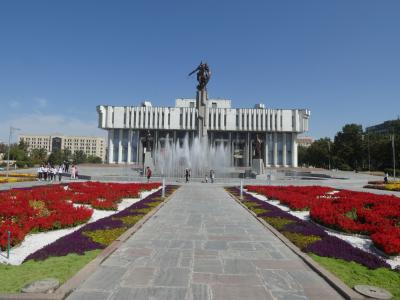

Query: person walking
[185,168,190,183]
[37,165,43,181]
[204,174,208,183]
[43,165,48,181]
[210,169,215,183]
[384,173,389,184]
[71,165,76,179]
[146,166,152,183]
[58,165,63,181]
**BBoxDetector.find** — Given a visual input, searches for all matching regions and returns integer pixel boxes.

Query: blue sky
[1,1,399,143]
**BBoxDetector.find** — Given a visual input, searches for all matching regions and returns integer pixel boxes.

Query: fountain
[154,134,232,178]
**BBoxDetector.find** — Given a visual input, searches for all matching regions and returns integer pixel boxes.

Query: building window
[190,102,195,108]
[224,114,227,127]
[256,115,258,129]
[162,112,164,127]
[180,112,183,126]
[242,114,244,129]
[152,112,155,127]
[212,102,217,108]
[280,114,283,128]
[236,115,239,127]
[218,113,221,128]
[143,113,146,127]
[247,114,249,129]
[168,112,170,126]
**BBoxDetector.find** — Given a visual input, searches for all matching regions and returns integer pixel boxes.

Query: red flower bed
[68,182,160,210]
[247,185,400,256]
[0,182,160,250]
[246,185,333,210]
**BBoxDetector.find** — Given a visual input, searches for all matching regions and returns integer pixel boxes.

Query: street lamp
[6,126,21,178]
[391,134,396,181]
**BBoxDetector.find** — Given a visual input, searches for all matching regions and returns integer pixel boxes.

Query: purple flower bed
[24,185,177,262]
[229,187,389,269]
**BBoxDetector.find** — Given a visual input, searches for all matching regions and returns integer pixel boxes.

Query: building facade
[97,98,310,167]
[296,136,314,148]
[366,119,400,135]
[19,135,106,162]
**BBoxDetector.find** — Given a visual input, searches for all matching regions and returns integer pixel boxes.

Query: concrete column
[292,133,298,167]
[247,132,251,167]
[108,129,114,164]
[127,129,132,164]
[118,129,123,164]
[138,134,143,165]
[229,132,233,166]
[273,132,278,167]
[265,132,268,166]
[283,133,287,167]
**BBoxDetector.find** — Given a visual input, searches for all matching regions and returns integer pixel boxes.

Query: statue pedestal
[252,159,264,175]
[143,152,155,175]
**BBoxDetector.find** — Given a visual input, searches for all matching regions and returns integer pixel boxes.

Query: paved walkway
[67,185,343,300]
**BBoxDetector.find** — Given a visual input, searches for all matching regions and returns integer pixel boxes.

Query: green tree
[86,155,102,164]
[73,150,87,164]
[62,149,72,162]
[333,124,363,170]
[30,148,48,164]
[48,150,63,166]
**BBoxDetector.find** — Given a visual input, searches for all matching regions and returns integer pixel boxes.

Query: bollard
[162,178,165,198]
[7,231,10,259]
[240,180,243,199]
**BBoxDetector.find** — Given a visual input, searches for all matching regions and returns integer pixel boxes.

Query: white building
[19,134,106,162]
[97,98,310,168]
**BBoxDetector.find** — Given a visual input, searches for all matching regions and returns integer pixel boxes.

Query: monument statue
[189,61,211,90]
[254,134,262,159]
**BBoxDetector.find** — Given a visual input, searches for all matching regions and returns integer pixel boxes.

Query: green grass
[310,254,400,300]
[0,250,100,293]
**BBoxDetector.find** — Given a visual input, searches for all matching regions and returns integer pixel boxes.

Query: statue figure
[254,134,262,159]
[189,61,211,90]
[144,130,152,152]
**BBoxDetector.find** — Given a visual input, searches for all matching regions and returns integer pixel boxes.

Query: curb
[226,189,365,300]
[0,186,179,300]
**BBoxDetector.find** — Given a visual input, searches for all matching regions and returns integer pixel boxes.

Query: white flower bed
[0,188,160,265]
[247,190,400,269]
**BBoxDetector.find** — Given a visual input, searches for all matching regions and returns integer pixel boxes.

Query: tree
[87,155,102,164]
[62,149,72,162]
[73,150,87,164]
[31,148,48,164]
[333,124,363,170]
[48,150,63,166]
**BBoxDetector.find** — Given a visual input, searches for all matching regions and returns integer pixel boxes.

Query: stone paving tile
[111,287,188,300]
[153,267,190,287]
[78,266,127,291]
[260,269,304,292]
[121,267,156,287]
[211,285,273,300]
[192,273,263,286]
[66,290,111,300]
[190,284,210,300]
[223,258,257,274]
[271,291,309,300]
[68,185,344,300]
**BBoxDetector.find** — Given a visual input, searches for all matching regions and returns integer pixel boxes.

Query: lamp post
[6,126,21,178]
[391,134,396,181]
[327,140,331,171]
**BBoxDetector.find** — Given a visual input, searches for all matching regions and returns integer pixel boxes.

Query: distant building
[366,119,400,135]
[19,134,106,162]
[296,136,314,147]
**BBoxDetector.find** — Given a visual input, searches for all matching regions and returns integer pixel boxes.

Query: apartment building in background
[19,134,106,162]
